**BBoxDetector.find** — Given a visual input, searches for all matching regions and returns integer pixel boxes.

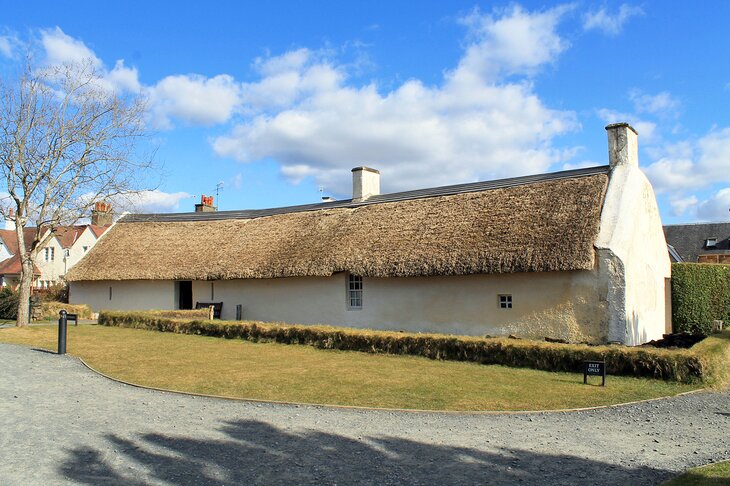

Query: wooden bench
[195,302,223,319]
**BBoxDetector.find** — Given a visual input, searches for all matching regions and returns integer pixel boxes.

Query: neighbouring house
[663,223,730,264]
[67,124,671,345]
[0,202,112,289]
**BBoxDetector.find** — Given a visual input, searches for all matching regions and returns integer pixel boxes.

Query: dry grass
[67,173,608,281]
[664,461,730,485]
[38,302,93,320]
[0,324,700,411]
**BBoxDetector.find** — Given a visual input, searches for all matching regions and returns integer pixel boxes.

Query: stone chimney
[91,201,113,226]
[606,123,639,169]
[195,195,217,212]
[352,167,380,202]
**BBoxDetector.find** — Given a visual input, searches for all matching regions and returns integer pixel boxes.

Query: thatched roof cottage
[67,124,671,345]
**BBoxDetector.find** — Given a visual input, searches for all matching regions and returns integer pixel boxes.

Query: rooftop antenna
[215,181,224,207]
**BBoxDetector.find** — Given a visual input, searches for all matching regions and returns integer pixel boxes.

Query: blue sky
[2,1,730,223]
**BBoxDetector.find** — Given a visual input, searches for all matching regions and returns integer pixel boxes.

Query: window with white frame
[347,274,363,309]
[706,237,717,248]
[44,247,55,261]
[499,294,512,309]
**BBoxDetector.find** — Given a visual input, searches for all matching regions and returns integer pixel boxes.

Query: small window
[706,238,717,248]
[83,246,89,252]
[347,274,363,310]
[44,248,49,261]
[499,294,513,309]
[64,249,70,257]
[50,247,55,261]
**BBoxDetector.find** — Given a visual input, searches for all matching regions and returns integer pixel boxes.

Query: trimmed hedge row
[672,263,730,335]
[98,311,727,384]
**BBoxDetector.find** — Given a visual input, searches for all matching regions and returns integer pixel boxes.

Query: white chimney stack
[606,123,639,169]
[352,166,380,202]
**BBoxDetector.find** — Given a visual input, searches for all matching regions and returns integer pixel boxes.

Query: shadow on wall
[59,419,672,485]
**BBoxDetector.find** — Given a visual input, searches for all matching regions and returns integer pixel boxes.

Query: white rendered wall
[70,269,615,342]
[34,236,65,285]
[65,228,99,271]
[70,280,176,312]
[595,164,671,345]
[199,270,609,342]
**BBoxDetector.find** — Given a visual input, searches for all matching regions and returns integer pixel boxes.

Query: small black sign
[583,360,606,386]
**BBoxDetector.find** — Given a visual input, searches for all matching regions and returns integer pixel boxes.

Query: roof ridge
[122,165,611,224]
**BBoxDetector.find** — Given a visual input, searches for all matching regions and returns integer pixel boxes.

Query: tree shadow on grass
[60,419,672,485]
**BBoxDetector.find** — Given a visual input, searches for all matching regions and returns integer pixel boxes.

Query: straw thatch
[67,174,608,281]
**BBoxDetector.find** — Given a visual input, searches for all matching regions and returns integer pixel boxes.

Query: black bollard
[58,310,67,355]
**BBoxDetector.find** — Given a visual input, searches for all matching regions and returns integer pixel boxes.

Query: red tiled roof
[0,255,40,276]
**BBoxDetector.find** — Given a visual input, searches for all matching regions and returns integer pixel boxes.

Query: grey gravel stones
[1,343,728,485]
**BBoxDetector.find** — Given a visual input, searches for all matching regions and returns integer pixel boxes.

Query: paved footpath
[1,343,728,485]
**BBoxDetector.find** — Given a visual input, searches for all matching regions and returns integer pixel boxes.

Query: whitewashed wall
[65,228,99,270]
[34,236,65,286]
[71,269,612,343]
[70,280,176,312]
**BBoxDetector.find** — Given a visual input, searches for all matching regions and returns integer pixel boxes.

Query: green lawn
[0,324,702,411]
[664,461,730,485]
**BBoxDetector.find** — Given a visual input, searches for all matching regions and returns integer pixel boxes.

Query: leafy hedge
[672,263,730,335]
[0,287,19,319]
[99,311,730,384]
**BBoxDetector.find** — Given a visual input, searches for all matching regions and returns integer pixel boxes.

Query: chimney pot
[351,166,380,202]
[606,123,639,169]
[91,201,113,226]
[195,194,217,212]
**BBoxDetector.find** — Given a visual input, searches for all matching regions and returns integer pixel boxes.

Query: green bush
[672,263,730,335]
[98,311,728,384]
[0,287,19,320]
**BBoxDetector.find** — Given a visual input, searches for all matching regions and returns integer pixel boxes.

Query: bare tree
[0,58,153,326]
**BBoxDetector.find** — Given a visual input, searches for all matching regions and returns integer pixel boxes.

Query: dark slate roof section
[663,222,730,262]
[122,165,611,223]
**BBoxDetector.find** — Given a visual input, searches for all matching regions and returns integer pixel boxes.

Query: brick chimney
[91,202,113,226]
[352,167,380,202]
[4,207,15,231]
[195,195,217,212]
[606,123,639,169]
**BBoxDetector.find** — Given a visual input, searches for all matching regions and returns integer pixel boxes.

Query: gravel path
[1,343,728,485]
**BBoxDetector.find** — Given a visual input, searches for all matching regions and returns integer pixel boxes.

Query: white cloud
[596,108,657,142]
[454,5,572,82]
[583,4,643,36]
[147,74,241,129]
[0,35,19,58]
[40,27,102,67]
[697,188,730,221]
[669,195,698,217]
[124,190,193,213]
[644,127,730,193]
[213,5,579,195]
[629,90,680,118]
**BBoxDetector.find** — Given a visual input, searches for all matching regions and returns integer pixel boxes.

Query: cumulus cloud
[629,90,680,118]
[596,108,657,142]
[124,190,193,213]
[40,27,102,67]
[0,34,19,58]
[213,5,579,194]
[583,4,643,36]
[146,74,241,129]
[697,188,730,221]
[454,4,572,81]
[644,127,730,193]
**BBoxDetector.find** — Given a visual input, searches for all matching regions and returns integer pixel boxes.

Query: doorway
[177,281,193,310]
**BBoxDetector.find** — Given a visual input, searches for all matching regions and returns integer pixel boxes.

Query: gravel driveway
[1,343,728,485]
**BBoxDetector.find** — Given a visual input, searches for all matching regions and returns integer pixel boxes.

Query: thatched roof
[67,167,609,281]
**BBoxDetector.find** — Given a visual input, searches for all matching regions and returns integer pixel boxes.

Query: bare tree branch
[0,57,156,326]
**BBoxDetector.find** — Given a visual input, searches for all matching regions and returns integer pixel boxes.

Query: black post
[58,310,67,355]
